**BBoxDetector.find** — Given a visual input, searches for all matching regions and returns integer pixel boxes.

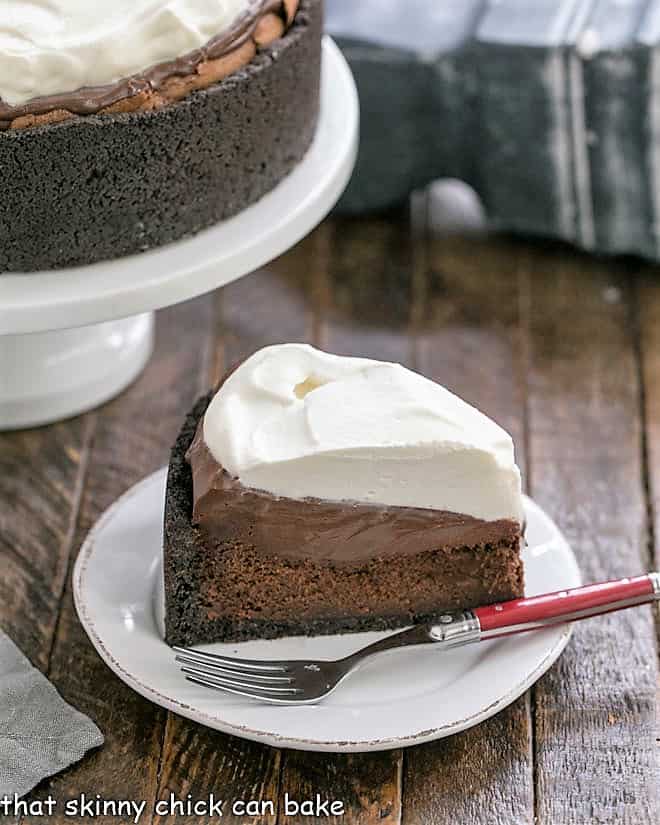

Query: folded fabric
[0,630,103,799]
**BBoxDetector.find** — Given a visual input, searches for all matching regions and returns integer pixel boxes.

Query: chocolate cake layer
[0,0,321,272]
[163,392,524,647]
[187,422,521,564]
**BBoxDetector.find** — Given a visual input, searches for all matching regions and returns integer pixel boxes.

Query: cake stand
[0,38,358,430]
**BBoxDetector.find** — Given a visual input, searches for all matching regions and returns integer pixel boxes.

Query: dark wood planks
[402,232,533,825]
[526,248,658,824]
[154,722,281,825]
[0,416,92,670]
[2,220,658,825]
[218,234,317,368]
[278,751,401,825]
[23,297,214,825]
[634,265,660,770]
[637,266,660,564]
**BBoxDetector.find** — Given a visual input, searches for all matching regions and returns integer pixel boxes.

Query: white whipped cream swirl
[203,344,524,522]
[0,0,252,107]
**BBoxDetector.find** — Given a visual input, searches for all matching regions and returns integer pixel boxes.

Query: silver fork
[174,572,660,704]
[174,615,475,705]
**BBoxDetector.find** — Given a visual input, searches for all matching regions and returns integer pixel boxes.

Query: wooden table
[2,195,659,824]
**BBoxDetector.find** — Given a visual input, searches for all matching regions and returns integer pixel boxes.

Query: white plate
[73,468,580,753]
[0,37,358,335]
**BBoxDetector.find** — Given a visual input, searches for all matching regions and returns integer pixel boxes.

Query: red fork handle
[474,572,660,639]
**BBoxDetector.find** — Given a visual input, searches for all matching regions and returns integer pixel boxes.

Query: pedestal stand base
[0,313,154,430]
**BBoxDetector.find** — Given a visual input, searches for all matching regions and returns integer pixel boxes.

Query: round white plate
[0,37,358,335]
[74,468,580,753]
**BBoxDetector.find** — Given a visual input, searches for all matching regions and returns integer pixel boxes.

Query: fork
[174,571,660,704]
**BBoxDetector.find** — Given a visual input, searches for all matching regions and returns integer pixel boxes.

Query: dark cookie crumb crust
[0,0,321,272]
[163,392,524,647]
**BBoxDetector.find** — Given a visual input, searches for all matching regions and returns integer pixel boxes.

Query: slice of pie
[164,343,524,645]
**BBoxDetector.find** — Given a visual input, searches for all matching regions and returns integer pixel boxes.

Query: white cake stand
[0,38,358,430]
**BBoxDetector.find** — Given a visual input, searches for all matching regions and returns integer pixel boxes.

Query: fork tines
[173,646,303,702]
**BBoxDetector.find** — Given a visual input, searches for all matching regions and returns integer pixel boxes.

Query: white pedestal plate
[0,38,358,430]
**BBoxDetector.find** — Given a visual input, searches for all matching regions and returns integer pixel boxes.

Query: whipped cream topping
[0,0,253,107]
[203,344,524,523]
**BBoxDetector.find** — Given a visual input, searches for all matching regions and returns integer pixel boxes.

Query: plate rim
[73,467,578,752]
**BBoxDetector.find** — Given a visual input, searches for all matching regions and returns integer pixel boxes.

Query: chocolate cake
[0,0,321,272]
[164,345,525,646]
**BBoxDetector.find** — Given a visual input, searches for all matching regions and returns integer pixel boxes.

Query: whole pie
[0,0,322,271]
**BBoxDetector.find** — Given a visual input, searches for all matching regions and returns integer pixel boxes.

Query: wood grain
[154,721,281,825]
[402,231,533,825]
[637,266,660,563]
[23,297,214,825]
[635,265,660,771]
[526,247,659,824]
[0,416,92,669]
[279,751,401,825]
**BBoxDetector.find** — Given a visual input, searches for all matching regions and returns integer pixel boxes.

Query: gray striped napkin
[0,630,103,799]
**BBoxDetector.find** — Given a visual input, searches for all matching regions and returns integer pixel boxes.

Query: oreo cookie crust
[0,0,321,272]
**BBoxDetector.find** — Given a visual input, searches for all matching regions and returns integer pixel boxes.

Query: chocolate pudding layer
[0,0,321,272]
[164,392,524,647]
[187,422,521,565]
